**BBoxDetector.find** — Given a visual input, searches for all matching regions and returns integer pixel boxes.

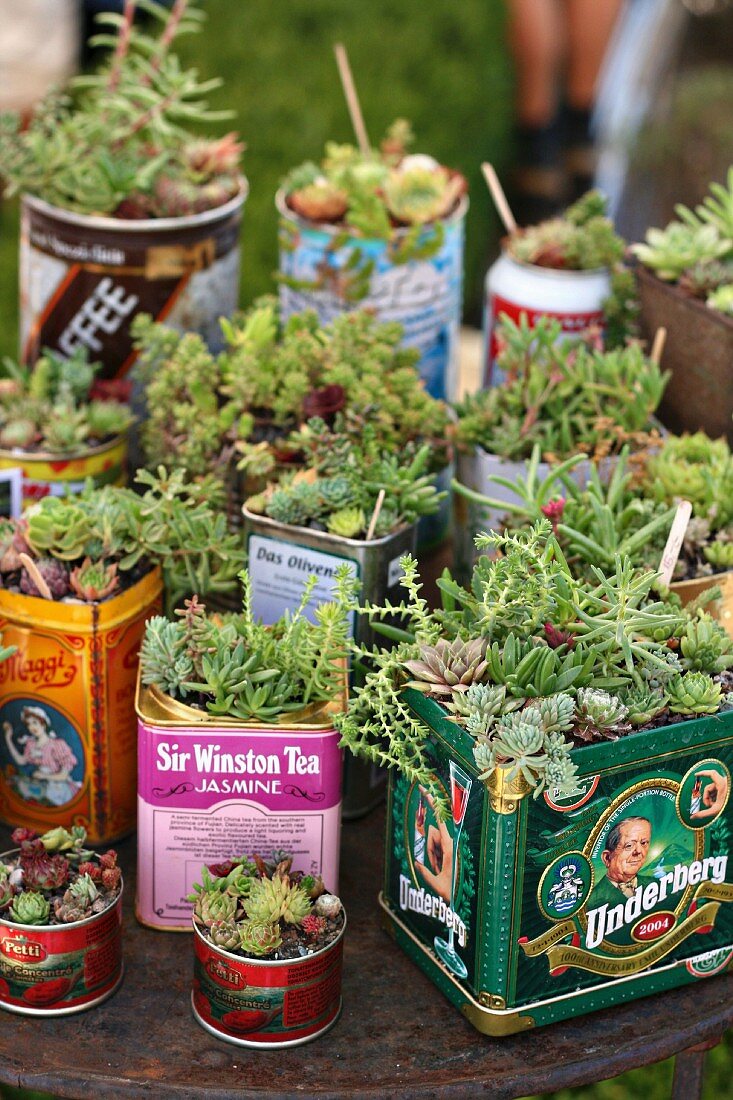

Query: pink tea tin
[135,678,346,931]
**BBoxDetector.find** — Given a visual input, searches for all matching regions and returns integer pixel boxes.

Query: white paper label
[248,534,359,635]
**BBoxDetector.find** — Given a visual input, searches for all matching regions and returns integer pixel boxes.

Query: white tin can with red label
[482,252,611,387]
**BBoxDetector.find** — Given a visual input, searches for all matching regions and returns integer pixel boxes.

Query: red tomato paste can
[191,913,345,1048]
[0,863,123,1016]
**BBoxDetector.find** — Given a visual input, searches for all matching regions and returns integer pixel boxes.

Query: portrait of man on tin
[587,816,655,908]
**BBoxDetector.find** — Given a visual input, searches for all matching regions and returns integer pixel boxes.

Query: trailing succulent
[189,851,343,959]
[0,0,242,218]
[0,467,244,613]
[281,119,466,240]
[505,190,625,272]
[337,521,733,811]
[140,564,358,720]
[633,168,733,315]
[246,426,444,539]
[133,304,450,499]
[0,348,133,455]
[1,826,121,926]
[453,315,667,463]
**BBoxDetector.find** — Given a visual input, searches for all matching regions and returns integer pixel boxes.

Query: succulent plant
[0,2,242,219]
[404,638,488,696]
[246,873,312,927]
[19,556,70,600]
[313,893,343,920]
[574,688,630,741]
[680,613,733,674]
[208,919,242,951]
[326,507,367,540]
[10,891,50,925]
[301,913,327,938]
[507,190,625,271]
[237,920,284,957]
[69,558,120,602]
[620,686,668,725]
[21,854,70,892]
[634,223,730,281]
[667,672,723,715]
[194,890,238,928]
[707,284,733,314]
[454,315,668,464]
[704,541,733,570]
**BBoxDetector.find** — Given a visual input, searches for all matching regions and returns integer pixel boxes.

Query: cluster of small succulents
[133,304,450,497]
[140,565,357,721]
[282,119,466,237]
[190,851,343,959]
[0,348,133,455]
[0,467,244,611]
[0,1,242,219]
[453,315,667,463]
[640,433,733,579]
[246,427,444,539]
[0,826,121,926]
[337,522,733,805]
[633,168,733,315]
[506,191,625,271]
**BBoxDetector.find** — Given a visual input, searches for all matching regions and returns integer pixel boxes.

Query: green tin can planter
[381,689,733,1035]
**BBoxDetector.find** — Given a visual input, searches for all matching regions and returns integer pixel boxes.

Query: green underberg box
[380,689,733,1035]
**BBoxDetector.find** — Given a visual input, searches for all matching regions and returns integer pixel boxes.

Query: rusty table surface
[0,812,731,1100]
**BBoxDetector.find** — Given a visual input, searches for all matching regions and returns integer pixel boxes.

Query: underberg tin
[482,252,610,387]
[0,857,123,1017]
[191,913,345,1047]
[277,192,467,401]
[0,568,163,844]
[20,187,246,374]
[136,676,347,931]
[242,509,418,819]
[0,431,128,510]
[381,690,733,1035]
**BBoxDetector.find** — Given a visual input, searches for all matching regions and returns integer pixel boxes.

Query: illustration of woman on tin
[3,704,82,806]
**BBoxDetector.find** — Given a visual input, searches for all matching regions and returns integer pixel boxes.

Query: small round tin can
[0,431,129,510]
[482,252,611,386]
[191,913,345,1048]
[0,860,123,1016]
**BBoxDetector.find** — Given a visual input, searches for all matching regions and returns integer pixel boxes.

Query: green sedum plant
[140,563,358,721]
[0,348,133,455]
[0,0,242,219]
[453,315,667,463]
[189,852,343,960]
[337,520,733,810]
[506,190,625,270]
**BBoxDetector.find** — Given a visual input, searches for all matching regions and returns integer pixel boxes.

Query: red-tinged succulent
[20,556,70,599]
[11,827,39,848]
[544,622,576,650]
[300,914,327,938]
[184,133,245,177]
[22,854,70,892]
[302,385,346,422]
[77,862,102,882]
[69,558,119,602]
[98,850,118,871]
[101,866,122,892]
[207,860,236,878]
[0,879,14,910]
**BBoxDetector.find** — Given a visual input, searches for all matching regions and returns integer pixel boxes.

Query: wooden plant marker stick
[366,489,386,542]
[19,553,52,601]
[481,162,517,234]
[657,500,692,586]
[650,327,667,365]
[333,43,371,156]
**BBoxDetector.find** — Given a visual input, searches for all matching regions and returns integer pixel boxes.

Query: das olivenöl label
[381,691,733,1035]
[136,706,343,931]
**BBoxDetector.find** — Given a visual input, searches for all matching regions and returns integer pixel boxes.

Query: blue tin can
[277,194,467,402]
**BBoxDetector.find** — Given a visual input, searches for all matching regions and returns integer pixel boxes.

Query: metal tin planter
[242,508,419,820]
[0,431,129,510]
[381,690,733,1035]
[191,912,345,1047]
[638,266,733,444]
[136,676,347,931]
[277,192,467,401]
[671,572,733,640]
[20,186,247,373]
[0,858,123,1016]
[0,567,163,844]
[482,253,611,387]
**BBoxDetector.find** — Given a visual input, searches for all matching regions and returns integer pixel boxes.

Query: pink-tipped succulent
[20,556,70,599]
[21,853,70,892]
[69,558,119,602]
[184,133,245,177]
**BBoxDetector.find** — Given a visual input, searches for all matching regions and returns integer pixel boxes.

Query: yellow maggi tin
[0,566,162,843]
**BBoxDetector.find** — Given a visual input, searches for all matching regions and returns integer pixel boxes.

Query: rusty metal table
[0,813,730,1100]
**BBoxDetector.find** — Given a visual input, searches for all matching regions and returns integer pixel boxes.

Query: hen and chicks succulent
[1,826,120,926]
[189,851,343,960]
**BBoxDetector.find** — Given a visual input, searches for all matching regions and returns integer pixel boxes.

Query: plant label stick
[657,500,692,586]
[333,43,371,156]
[481,162,517,234]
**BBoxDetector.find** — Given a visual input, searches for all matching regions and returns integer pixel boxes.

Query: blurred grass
[0,0,514,360]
